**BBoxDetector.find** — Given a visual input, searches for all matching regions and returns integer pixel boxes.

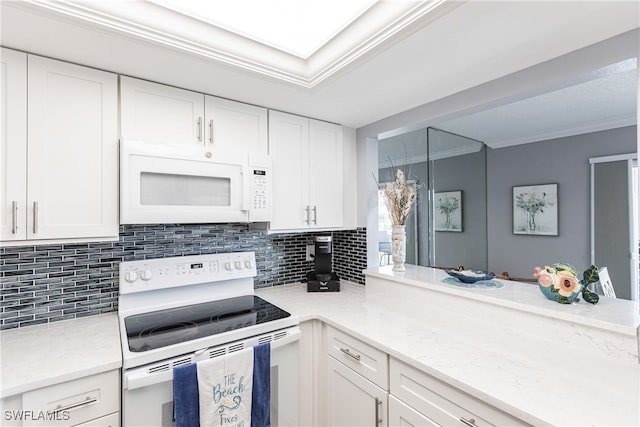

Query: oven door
[122,330,300,427]
[120,139,250,224]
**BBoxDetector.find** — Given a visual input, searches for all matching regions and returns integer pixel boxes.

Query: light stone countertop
[0,313,122,398]
[255,270,640,427]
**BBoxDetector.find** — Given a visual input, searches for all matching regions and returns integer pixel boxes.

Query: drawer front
[389,395,438,427]
[21,370,120,427]
[390,359,527,427]
[74,412,119,427]
[326,326,388,389]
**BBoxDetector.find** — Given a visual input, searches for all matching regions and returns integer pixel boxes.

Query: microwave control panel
[249,167,271,221]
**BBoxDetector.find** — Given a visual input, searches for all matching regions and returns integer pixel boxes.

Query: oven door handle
[125,327,301,390]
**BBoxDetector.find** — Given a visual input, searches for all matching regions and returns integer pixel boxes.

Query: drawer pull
[374,397,383,426]
[339,347,361,361]
[460,417,477,426]
[54,396,98,412]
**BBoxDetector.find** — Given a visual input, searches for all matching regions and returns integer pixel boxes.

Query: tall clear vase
[391,224,406,272]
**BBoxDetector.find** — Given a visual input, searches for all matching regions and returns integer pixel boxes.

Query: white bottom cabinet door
[326,356,387,427]
[389,395,438,427]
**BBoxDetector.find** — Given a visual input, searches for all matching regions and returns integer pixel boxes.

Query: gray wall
[487,125,636,278]
[433,149,487,270]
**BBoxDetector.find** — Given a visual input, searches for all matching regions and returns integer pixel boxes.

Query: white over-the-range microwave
[119,139,271,224]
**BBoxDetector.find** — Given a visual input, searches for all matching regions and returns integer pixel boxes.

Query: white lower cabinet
[390,358,529,427]
[325,325,388,426]
[326,356,387,427]
[1,370,120,427]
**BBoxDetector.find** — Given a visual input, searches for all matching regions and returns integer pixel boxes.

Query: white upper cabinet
[204,96,268,155]
[268,111,310,230]
[120,76,205,145]
[1,51,118,243]
[26,55,119,241]
[120,77,268,154]
[0,48,27,242]
[268,110,343,231]
[309,119,343,229]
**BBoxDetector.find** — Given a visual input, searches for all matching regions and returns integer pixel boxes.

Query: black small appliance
[307,235,340,292]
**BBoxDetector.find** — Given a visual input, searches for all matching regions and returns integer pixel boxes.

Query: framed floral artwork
[513,183,558,235]
[434,190,462,232]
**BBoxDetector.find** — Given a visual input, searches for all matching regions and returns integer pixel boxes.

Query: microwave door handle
[241,165,251,211]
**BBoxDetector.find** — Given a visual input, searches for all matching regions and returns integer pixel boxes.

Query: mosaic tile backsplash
[0,225,367,330]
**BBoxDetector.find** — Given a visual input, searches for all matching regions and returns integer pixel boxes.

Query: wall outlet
[306,244,315,261]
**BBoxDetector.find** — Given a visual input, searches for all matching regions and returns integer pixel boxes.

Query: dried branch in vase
[382,169,417,225]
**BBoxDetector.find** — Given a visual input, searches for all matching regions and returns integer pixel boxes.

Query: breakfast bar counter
[256,264,640,426]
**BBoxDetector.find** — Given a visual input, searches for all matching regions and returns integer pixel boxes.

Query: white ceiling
[1,0,638,142]
[434,58,638,148]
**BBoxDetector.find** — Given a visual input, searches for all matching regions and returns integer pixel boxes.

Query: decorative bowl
[445,269,495,283]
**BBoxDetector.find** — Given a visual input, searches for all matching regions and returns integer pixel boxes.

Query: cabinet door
[389,395,438,427]
[268,110,309,230]
[27,55,118,240]
[309,119,343,228]
[326,356,387,427]
[204,95,268,155]
[120,76,205,145]
[0,48,27,241]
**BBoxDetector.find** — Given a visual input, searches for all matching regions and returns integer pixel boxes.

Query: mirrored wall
[378,128,487,270]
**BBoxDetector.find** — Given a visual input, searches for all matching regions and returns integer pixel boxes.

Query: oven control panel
[119,252,257,294]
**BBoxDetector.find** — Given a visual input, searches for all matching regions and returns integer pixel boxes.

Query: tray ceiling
[1,0,638,138]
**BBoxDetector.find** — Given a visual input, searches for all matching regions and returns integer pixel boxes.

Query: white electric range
[117,251,300,427]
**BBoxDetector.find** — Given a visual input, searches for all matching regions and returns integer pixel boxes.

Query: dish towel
[173,363,200,427]
[251,343,271,427]
[198,347,254,427]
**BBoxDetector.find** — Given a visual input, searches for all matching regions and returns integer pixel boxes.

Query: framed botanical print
[513,183,558,236]
[434,190,462,232]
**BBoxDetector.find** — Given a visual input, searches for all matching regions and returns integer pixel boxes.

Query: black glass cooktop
[124,295,291,352]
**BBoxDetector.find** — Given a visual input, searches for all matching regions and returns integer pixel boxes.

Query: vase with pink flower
[533,262,600,304]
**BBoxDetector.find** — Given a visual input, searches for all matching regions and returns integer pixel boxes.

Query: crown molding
[19,0,463,88]
[486,114,638,149]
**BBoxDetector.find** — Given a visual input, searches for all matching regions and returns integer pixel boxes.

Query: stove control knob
[140,269,153,281]
[244,260,253,269]
[125,270,138,283]
[234,261,242,270]
[224,262,233,271]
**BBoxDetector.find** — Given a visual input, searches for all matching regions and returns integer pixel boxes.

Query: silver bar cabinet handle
[312,205,317,224]
[339,347,361,361]
[11,201,18,234]
[374,397,383,426]
[197,117,203,142]
[305,205,310,224]
[459,417,477,427]
[32,201,38,234]
[209,119,214,144]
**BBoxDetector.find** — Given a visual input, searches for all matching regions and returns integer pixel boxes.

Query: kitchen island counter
[256,266,640,427]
